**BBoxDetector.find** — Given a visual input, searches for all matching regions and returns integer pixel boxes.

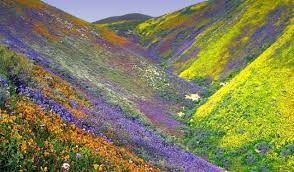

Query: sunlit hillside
[136,0,292,83]
[189,18,294,171]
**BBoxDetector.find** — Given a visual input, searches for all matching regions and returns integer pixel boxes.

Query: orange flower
[44,151,50,157]
[20,143,28,153]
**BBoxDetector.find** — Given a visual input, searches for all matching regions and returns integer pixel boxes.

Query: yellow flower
[1,114,16,123]
[14,132,22,140]
[63,155,70,160]
[93,164,99,170]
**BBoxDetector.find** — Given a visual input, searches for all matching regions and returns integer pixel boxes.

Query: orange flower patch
[32,66,89,119]
[12,99,159,171]
[32,21,60,41]
[99,28,128,46]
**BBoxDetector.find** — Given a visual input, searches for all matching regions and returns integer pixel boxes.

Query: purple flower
[0,76,9,87]
[69,100,78,108]
[75,153,81,159]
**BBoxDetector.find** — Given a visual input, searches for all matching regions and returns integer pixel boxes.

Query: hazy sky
[42,0,205,22]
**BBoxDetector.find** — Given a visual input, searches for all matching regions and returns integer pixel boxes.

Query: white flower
[177,112,185,117]
[185,94,201,101]
[62,163,70,171]
[220,82,226,86]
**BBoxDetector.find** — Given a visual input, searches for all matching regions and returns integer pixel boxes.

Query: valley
[0,0,293,171]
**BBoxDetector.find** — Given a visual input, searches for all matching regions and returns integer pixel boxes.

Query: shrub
[255,141,272,155]
[0,46,32,85]
[280,144,294,157]
[245,152,258,165]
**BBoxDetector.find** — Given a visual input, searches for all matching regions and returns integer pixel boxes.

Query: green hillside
[188,18,294,171]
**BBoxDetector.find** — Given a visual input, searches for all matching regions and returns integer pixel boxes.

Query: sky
[42,0,205,22]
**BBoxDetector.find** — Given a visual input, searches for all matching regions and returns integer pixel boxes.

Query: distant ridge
[93,13,152,24]
[93,13,153,42]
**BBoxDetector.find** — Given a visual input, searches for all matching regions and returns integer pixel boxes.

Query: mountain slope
[188,18,294,171]
[0,0,221,171]
[135,0,292,83]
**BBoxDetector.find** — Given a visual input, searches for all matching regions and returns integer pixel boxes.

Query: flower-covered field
[0,45,222,171]
[0,0,221,171]
[0,46,159,171]
[1,0,293,171]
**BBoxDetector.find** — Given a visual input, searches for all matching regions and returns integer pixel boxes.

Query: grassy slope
[135,0,292,83]
[188,18,294,171]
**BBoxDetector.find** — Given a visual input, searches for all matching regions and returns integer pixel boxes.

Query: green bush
[0,46,32,84]
[280,144,294,157]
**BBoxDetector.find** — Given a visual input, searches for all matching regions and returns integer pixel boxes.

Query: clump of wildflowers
[185,93,201,101]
